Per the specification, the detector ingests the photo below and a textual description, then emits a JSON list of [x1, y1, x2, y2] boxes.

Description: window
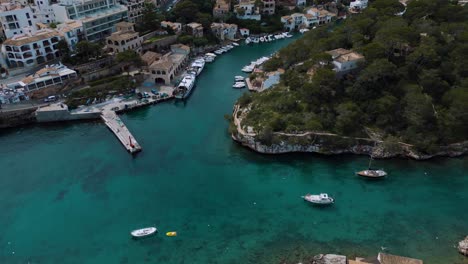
[[45, 79, 53, 85], [26, 13, 30, 19], [28, 21, 32, 26]]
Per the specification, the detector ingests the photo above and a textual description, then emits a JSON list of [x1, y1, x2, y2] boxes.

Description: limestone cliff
[[231, 105, 468, 160]]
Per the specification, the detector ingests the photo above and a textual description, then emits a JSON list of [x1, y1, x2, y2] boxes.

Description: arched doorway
[[155, 78, 165, 84]]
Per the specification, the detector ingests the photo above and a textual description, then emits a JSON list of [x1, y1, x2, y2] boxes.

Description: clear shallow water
[[0, 38, 467, 264]]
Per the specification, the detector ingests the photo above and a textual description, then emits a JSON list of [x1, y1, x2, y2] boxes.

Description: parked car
[[44, 95, 57, 102]]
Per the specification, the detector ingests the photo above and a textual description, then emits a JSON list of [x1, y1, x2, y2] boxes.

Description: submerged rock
[[312, 254, 346, 264], [459, 236, 468, 256]]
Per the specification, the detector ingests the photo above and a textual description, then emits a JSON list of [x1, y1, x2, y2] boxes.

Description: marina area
[[0, 35, 467, 264]]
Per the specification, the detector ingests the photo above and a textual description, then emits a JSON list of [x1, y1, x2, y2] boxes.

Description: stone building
[[148, 44, 190, 84], [106, 22, 143, 54]]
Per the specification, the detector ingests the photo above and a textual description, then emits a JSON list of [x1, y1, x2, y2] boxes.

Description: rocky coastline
[[231, 105, 468, 160], [459, 236, 468, 256]]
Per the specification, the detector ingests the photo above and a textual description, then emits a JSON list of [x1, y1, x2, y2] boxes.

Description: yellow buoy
[[166, 231, 177, 237]]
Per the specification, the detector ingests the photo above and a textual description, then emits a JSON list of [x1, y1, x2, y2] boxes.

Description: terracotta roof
[[378, 253, 423, 264], [141, 51, 162, 65], [326, 48, 353, 58], [149, 58, 172, 70], [186, 22, 203, 29], [107, 31, 139, 41], [3, 30, 61, 46]]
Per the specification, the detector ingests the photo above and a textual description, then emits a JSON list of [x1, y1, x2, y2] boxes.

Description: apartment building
[[1, 29, 62, 69], [184, 22, 203, 38], [119, 0, 144, 23], [52, 0, 128, 42], [0, 2, 37, 39], [210, 23, 238, 41], [234, 0, 261, 20], [261, 0, 275, 15]]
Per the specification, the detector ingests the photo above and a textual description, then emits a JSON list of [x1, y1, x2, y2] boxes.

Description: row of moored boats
[[241, 56, 271, 73], [245, 32, 293, 44]]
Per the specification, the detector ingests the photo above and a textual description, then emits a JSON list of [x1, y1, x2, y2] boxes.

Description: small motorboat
[[245, 37, 251, 45], [356, 169, 387, 178], [166, 231, 177, 237], [131, 227, 157, 238], [232, 42, 239, 46], [234, 75, 245, 81], [241, 66, 254, 73], [233, 82, 246, 89], [302, 193, 334, 205], [214, 50, 223, 55], [260, 36, 265, 42]]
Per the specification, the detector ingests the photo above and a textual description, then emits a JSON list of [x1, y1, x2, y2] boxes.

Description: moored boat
[[131, 227, 157, 238], [232, 42, 239, 46], [356, 169, 387, 178], [174, 73, 196, 99], [191, 59, 205, 76], [357, 156, 387, 179], [234, 75, 245, 81], [302, 193, 334, 205], [241, 65, 254, 73], [232, 82, 246, 89]]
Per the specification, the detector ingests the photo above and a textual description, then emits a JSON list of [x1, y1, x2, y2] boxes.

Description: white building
[[119, 0, 145, 23], [326, 48, 364, 73], [210, 23, 238, 41], [32, 0, 56, 24], [161, 21, 182, 34], [281, 7, 335, 31], [52, 0, 128, 42], [1, 29, 62, 69], [234, 0, 261, 20], [239, 28, 250, 37], [8, 62, 77, 91], [0, 2, 37, 39], [56, 20, 84, 51], [350, 0, 368, 10]]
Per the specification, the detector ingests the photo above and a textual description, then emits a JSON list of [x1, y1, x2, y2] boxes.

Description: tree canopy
[[237, 0, 468, 152]]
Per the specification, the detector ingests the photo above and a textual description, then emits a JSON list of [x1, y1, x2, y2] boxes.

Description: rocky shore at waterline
[[231, 105, 468, 160], [459, 236, 468, 256]]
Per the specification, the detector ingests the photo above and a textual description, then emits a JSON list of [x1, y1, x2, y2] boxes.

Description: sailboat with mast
[[356, 156, 387, 178]]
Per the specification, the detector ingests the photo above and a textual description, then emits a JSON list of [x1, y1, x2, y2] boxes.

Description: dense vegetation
[[238, 0, 468, 152]]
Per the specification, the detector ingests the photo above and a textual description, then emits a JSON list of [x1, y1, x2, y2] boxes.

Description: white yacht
[[131, 227, 157, 238], [252, 37, 259, 44], [299, 28, 310, 34], [232, 42, 239, 46], [245, 37, 252, 45], [174, 73, 196, 99], [190, 59, 205, 76], [214, 50, 223, 55], [302, 193, 334, 205]]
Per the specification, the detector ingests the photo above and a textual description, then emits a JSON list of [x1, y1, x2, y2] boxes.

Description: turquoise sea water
[[0, 37, 467, 264]]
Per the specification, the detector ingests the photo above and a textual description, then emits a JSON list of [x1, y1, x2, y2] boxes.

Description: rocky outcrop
[[459, 236, 468, 256], [231, 105, 468, 160], [312, 254, 346, 264]]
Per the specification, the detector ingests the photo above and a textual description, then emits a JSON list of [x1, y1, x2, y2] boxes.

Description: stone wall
[[0, 107, 37, 128]]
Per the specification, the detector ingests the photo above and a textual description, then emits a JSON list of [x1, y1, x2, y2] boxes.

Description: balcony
[[23, 52, 33, 59], [42, 40, 50, 46], [21, 45, 31, 52]]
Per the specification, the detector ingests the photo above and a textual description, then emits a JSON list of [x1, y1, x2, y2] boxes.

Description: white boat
[[274, 34, 281, 39], [299, 28, 310, 34], [204, 56, 214, 63], [232, 42, 239, 46], [302, 193, 334, 205], [356, 169, 387, 178], [245, 37, 251, 45], [252, 37, 259, 44], [234, 75, 245, 81], [267, 35, 274, 41], [260, 36, 265, 42], [241, 66, 254, 73], [131, 227, 157, 238], [232, 82, 246, 89], [226, 44, 234, 49], [214, 50, 223, 55], [190, 59, 205, 76], [174, 73, 196, 99], [283, 32, 293, 38], [205, 52, 217, 57]]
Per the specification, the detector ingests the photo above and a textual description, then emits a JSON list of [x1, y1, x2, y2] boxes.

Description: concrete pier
[[101, 110, 141, 153]]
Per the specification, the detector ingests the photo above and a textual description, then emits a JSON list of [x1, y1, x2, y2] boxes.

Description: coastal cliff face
[[231, 105, 468, 160]]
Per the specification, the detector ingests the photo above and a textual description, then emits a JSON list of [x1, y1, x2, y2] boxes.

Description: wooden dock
[[101, 110, 142, 154]]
